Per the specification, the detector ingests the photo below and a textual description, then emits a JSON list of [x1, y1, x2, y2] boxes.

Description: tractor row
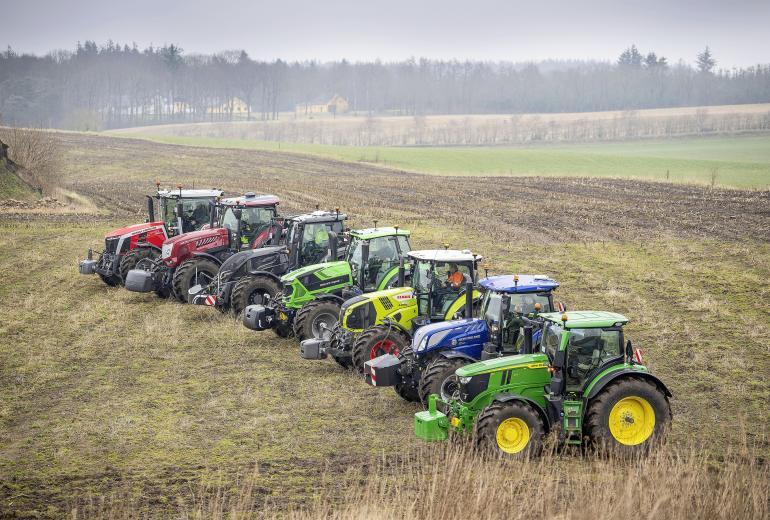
[[81, 184, 672, 458]]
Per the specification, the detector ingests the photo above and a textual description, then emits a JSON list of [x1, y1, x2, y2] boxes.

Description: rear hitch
[[300, 338, 329, 360], [414, 394, 449, 441], [188, 284, 215, 305], [364, 354, 403, 387]]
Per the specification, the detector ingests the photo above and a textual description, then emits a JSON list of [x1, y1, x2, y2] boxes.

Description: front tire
[[351, 324, 411, 374], [231, 275, 281, 316], [172, 258, 220, 303], [475, 401, 545, 458], [98, 272, 121, 287], [393, 345, 420, 402], [294, 300, 341, 342], [584, 377, 671, 455], [419, 356, 469, 405], [118, 248, 159, 281]]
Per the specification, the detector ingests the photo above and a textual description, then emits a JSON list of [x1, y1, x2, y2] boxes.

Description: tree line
[[0, 41, 768, 129]]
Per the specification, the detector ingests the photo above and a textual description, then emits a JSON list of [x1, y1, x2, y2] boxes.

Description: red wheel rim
[[370, 339, 398, 359]]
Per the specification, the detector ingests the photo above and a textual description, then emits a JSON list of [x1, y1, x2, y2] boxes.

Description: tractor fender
[[381, 317, 412, 336], [247, 270, 283, 285], [492, 394, 551, 431], [439, 350, 477, 363], [313, 293, 346, 305], [190, 251, 224, 266], [377, 266, 402, 290], [585, 369, 672, 401]]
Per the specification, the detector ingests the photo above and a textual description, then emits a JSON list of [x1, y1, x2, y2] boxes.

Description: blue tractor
[[364, 274, 562, 404]]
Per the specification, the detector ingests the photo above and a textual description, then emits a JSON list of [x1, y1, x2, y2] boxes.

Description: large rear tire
[[294, 300, 341, 342], [328, 323, 353, 369], [118, 248, 159, 281], [172, 258, 220, 303], [584, 377, 671, 455], [419, 356, 469, 405], [475, 401, 544, 458], [352, 324, 411, 374], [231, 275, 281, 316]]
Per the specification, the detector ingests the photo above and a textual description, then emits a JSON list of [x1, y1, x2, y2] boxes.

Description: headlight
[[416, 335, 428, 352], [161, 243, 173, 259], [459, 376, 472, 384]]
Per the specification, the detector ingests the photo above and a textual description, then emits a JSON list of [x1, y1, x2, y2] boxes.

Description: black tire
[[118, 248, 159, 281], [352, 324, 411, 374], [150, 263, 171, 298], [328, 323, 353, 369], [475, 401, 545, 458], [419, 356, 470, 405], [272, 321, 295, 339], [172, 258, 220, 303], [98, 272, 121, 287], [393, 345, 421, 402], [231, 275, 281, 316], [584, 377, 671, 455], [294, 300, 341, 342]]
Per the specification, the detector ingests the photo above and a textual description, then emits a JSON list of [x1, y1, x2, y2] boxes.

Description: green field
[[117, 133, 770, 189]]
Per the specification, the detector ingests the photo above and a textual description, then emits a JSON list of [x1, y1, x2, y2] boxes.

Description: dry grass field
[[0, 133, 768, 518]]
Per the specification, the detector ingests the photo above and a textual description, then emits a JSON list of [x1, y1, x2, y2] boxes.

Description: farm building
[[207, 97, 251, 115], [295, 94, 349, 116]]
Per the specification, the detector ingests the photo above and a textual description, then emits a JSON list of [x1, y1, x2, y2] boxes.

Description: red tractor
[[79, 185, 224, 286], [125, 192, 281, 301]]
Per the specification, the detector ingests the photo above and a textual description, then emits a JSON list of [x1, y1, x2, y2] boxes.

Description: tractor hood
[[413, 318, 488, 356], [163, 227, 227, 246], [161, 227, 230, 265], [217, 246, 287, 282], [456, 352, 549, 378], [280, 260, 347, 283], [106, 221, 164, 238]]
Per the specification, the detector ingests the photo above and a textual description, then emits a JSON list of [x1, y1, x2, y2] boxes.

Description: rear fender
[[191, 251, 223, 265], [492, 394, 551, 431], [313, 293, 345, 305], [443, 289, 482, 320], [377, 266, 403, 290], [440, 351, 477, 363], [585, 369, 672, 400]]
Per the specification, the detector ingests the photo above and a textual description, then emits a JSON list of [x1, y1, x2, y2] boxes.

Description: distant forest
[[1, 41, 769, 129]]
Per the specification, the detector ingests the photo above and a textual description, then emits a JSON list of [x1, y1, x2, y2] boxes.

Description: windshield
[[346, 236, 405, 291], [481, 290, 552, 348], [412, 259, 473, 319], [161, 197, 212, 234], [298, 222, 334, 265]]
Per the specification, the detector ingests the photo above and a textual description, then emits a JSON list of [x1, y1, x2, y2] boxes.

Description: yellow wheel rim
[[609, 396, 656, 445], [495, 417, 530, 453]]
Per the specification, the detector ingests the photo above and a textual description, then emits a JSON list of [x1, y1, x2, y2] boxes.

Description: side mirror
[[174, 201, 183, 217], [464, 281, 473, 318], [397, 256, 405, 286], [625, 340, 633, 362], [360, 241, 370, 288], [232, 208, 243, 220], [556, 301, 567, 312], [208, 201, 217, 228]]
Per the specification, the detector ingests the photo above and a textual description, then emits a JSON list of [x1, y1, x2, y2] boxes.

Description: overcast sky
[[2, 0, 769, 68]]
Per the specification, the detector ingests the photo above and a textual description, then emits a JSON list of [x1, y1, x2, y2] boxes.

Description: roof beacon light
[[373, 220, 378, 229], [534, 302, 541, 313], [443, 243, 449, 250], [514, 274, 519, 288], [561, 313, 569, 323]]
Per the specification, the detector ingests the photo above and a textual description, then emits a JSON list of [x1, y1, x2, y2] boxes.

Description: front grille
[[379, 297, 394, 310]]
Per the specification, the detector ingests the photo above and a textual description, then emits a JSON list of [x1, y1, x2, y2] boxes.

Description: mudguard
[[585, 369, 672, 400], [492, 393, 551, 430], [191, 251, 224, 265], [313, 293, 346, 305], [439, 350, 478, 363]]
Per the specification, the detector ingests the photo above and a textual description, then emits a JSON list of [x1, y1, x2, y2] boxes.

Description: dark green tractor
[[413, 311, 672, 456]]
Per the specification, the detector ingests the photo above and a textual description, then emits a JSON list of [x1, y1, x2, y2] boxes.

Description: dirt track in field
[[44, 132, 770, 243]]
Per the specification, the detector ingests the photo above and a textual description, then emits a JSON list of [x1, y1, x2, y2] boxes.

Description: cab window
[[365, 236, 401, 289], [299, 223, 333, 265], [565, 328, 622, 386], [541, 323, 563, 361]]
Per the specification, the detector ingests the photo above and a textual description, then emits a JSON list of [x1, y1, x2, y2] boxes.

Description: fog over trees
[[1, 40, 768, 129]]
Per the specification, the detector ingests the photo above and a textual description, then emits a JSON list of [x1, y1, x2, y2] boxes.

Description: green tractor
[[242, 225, 412, 340], [300, 249, 482, 374], [412, 311, 672, 456]]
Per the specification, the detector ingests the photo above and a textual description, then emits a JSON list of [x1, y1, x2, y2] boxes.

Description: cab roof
[[479, 274, 559, 294], [540, 311, 629, 329], [288, 210, 348, 223], [220, 193, 280, 207], [350, 227, 410, 239], [407, 249, 481, 263], [157, 189, 224, 199]]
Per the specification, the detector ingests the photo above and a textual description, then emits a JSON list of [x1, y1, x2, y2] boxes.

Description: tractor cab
[[284, 210, 349, 267], [478, 274, 561, 358], [408, 249, 481, 327], [153, 188, 223, 235], [217, 192, 281, 250], [346, 227, 412, 293]]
